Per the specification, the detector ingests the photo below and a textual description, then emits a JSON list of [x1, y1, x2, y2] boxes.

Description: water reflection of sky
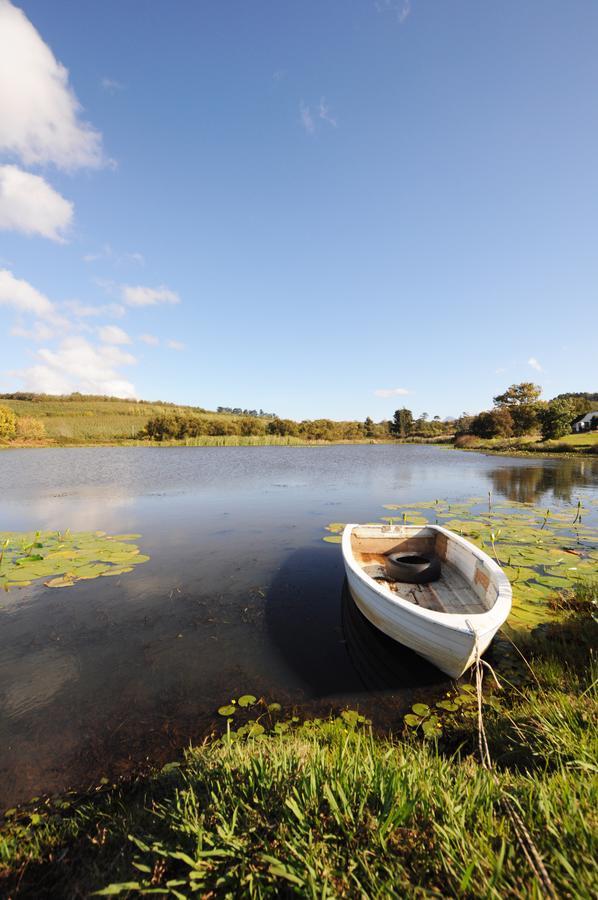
[[1, 446, 597, 807]]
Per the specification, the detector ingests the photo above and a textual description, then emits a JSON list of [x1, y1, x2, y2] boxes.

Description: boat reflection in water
[[341, 580, 444, 692]]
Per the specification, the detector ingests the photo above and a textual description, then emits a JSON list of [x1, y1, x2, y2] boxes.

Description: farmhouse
[[572, 411, 598, 433]]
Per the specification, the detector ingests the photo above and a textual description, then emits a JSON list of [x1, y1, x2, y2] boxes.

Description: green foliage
[[0, 530, 149, 591], [540, 398, 578, 440], [493, 382, 542, 407], [390, 407, 413, 438], [470, 407, 514, 438], [0, 405, 17, 441]]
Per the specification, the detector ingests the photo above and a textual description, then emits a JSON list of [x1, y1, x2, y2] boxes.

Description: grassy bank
[[1, 590, 596, 898], [456, 431, 598, 458]]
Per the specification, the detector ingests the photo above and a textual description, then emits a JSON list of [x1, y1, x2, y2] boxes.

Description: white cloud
[[98, 324, 131, 345], [126, 252, 145, 265], [166, 339, 185, 351], [0, 0, 104, 170], [375, 0, 411, 25], [11, 320, 55, 341], [528, 357, 543, 372], [374, 387, 411, 398], [64, 299, 125, 319], [0, 268, 55, 318], [122, 284, 180, 307], [318, 98, 337, 127], [100, 77, 123, 93], [13, 336, 137, 398], [139, 333, 159, 346], [0, 164, 73, 241], [82, 245, 144, 266], [300, 102, 315, 135]]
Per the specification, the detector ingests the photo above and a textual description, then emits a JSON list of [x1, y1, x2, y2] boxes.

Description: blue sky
[[0, 0, 596, 420]]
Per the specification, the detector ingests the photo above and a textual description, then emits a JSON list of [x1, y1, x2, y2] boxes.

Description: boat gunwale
[[342, 523, 512, 634]]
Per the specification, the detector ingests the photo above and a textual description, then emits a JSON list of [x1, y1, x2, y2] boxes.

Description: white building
[[572, 412, 598, 433]]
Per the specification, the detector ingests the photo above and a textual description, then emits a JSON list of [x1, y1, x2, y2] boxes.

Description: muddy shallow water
[[1, 445, 596, 807]]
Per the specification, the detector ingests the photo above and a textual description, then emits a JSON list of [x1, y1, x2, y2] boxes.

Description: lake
[[1, 445, 597, 807]]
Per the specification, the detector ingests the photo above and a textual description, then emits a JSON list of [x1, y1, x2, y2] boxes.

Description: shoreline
[[1, 438, 596, 459]]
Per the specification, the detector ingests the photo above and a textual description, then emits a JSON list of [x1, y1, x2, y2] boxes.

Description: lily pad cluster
[[404, 685, 479, 738], [217, 696, 371, 743], [324, 496, 598, 629], [0, 529, 149, 591]]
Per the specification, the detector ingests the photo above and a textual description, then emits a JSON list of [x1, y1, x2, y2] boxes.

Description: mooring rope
[[466, 621, 558, 899]]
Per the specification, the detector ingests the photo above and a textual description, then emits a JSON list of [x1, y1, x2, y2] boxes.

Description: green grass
[[543, 431, 598, 450], [1, 589, 596, 898], [455, 431, 598, 456], [0, 398, 208, 443]]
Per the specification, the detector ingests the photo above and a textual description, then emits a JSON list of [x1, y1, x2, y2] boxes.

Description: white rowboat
[[342, 523, 512, 678]]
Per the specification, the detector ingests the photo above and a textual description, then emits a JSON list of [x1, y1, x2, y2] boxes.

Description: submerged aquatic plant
[[0, 530, 149, 591]]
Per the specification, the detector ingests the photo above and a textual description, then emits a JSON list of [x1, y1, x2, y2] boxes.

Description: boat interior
[[350, 527, 494, 615]]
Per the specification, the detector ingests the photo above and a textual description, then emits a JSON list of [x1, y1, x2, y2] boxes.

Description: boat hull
[[342, 524, 511, 679]]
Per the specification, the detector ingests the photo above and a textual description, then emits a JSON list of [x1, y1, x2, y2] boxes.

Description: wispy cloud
[[64, 299, 126, 319], [375, 0, 411, 25], [0, 165, 73, 242], [300, 98, 337, 135], [83, 245, 145, 266], [300, 102, 315, 135], [0, 0, 105, 170], [166, 339, 185, 351], [139, 333, 159, 346], [11, 320, 55, 342], [374, 387, 411, 398], [98, 324, 131, 345], [318, 97, 337, 127], [100, 77, 124, 93], [121, 284, 180, 307], [528, 357, 543, 372]]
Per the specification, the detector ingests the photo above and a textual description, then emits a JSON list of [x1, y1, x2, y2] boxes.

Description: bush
[[15, 416, 46, 441], [540, 398, 577, 440], [0, 405, 17, 441], [454, 434, 479, 448], [470, 408, 514, 438]]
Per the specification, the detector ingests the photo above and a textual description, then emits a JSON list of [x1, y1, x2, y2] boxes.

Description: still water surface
[[1, 445, 597, 807]]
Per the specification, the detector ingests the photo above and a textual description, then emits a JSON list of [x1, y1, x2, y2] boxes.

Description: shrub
[[540, 398, 577, 440], [454, 434, 479, 448], [470, 407, 514, 438], [15, 416, 46, 441], [0, 405, 17, 441]]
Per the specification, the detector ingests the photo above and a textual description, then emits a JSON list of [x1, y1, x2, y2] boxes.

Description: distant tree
[[493, 383, 543, 436], [267, 418, 298, 437], [364, 416, 375, 437], [420, 412, 429, 421], [493, 383, 542, 407], [470, 408, 514, 438], [0, 405, 17, 441], [390, 408, 413, 438], [539, 399, 577, 440]]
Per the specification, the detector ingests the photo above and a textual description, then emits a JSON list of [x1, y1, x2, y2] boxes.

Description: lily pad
[[237, 694, 257, 708], [0, 529, 149, 592], [217, 705, 236, 717]]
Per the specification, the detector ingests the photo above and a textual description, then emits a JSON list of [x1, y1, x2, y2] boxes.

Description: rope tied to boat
[[465, 620, 558, 900]]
